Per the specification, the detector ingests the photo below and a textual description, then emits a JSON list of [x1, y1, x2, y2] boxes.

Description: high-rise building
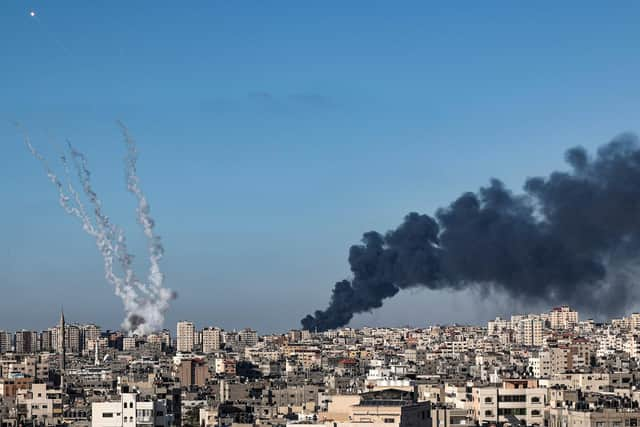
[[15, 330, 38, 354], [202, 327, 221, 354], [160, 329, 172, 349], [176, 321, 195, 353], [122, 337, 136, 351], [238, 328, 258, 348], [515, 317, 544, 347], [550, 305, 579, 330], [40, 330, 53, 352], [0, 331, 12, 354], [82, 324, 101, 352], [66, 325, 82, 355]]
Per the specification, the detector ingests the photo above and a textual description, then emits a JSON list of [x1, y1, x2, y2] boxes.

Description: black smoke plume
[[302, 134, 640, 331]]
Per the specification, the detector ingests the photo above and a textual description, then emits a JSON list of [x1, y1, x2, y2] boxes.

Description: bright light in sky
[[29, 11, 36, 17]]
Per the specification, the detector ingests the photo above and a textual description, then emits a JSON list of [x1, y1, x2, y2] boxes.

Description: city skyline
[[0, 303, 626, 337]]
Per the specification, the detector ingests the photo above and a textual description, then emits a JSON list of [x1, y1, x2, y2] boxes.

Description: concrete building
[[548, 407, 640, 427], [122, 337, 136, 352], [550, 305, 579, 330], [238, 328, 258, 348], [83, 324, 101, 353], [0, 331, 12, 354], [91, 390, 169, 427], [202, 327, 221, 354], [348, 389, 432, 427], [472, 380, 545, 426], [176, 321, 195, 353], [14, 331, 38, 354], [515, 317, 544, 347], [15, 383, 63, 425], [173, 359, 209, 387]]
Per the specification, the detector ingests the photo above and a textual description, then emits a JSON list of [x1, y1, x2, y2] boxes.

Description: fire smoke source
[[22, 124, 174, 335], [303, 133, 640, 331]]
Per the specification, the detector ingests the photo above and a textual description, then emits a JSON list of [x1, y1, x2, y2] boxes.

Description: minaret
[[94, 340, 100, 366], [59, 308, 66, 373]]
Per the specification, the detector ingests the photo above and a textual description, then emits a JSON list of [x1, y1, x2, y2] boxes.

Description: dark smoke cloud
[[128, 314, 146, 331], [302, 134, 640, 331]]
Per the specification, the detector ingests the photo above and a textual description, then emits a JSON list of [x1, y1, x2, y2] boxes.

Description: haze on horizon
[[2, 1, 640, 334]]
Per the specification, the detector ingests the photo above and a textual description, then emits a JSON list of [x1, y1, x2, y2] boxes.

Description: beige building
[[176, 321, 195, 353], [548, 407, 640, 427], [202, 327, 222, 354], [83, 324, 101, 353], [515, 317, 544, 347], [472, 380, 545, 426], [16, 383, 63, 425], [122, 337, 136, 352], [550, 305, 578, 330]]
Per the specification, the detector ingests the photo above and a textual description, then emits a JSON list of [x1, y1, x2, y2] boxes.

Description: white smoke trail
[[21, 125, 173, 335], [66, 142, 151, 298], [119, 123, 173, 330]]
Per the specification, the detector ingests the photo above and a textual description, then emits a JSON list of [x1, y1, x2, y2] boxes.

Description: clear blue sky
[[1, 1, 640, 333]]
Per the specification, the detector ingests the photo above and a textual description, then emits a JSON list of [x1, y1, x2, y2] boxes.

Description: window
[[498, 408, 526, 416], [499, 395, 526, 403], [485, 411, 493, 417], [532, 410, 541, 416], [484, 397, 492, 403], [384, 418, 395, 423], [103, 413, 113, 418], [531, 397, 541, 403]]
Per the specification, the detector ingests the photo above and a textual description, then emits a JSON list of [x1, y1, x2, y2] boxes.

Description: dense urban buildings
[[4, 306, 640, 426]]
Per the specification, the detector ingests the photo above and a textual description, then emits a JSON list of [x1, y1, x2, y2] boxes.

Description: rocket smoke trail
[[22, 125, 174, 335], [303, 133, 640, 331]]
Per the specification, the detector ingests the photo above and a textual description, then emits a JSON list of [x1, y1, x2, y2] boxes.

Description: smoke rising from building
[[22, 123, 174, 335], [302, 133, 640, 331]]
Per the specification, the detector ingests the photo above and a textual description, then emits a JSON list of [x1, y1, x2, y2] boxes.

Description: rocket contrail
[[21, 124, 173, 335]]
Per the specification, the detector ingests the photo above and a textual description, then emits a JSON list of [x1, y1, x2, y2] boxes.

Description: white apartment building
[[91, 391, 169, 427], [202, 327, 221, 354], [176, 321, 195, 353]]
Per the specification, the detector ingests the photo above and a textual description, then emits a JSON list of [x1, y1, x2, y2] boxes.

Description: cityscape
[[5, 2, 640, 427], [1, 306, 640, 426]]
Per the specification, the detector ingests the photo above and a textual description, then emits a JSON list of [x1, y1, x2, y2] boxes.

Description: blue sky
[[2, 1, 640, 333]]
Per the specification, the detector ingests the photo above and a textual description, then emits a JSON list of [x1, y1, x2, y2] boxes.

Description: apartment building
[[176, 321, 195, 353], [202, 327, 221, 354], [91, 390, 169, 427], [0, 332, 12, 354], [16, 383, 63, 425], [472, 380, 545, 426], [550, 306, 579, 330]]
